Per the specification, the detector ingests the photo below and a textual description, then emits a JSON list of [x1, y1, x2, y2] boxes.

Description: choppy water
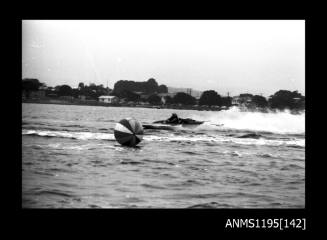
[[22, 103, 305, 208]]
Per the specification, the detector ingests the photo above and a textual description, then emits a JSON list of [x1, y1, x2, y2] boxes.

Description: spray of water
[[191, 107, 305, 134]]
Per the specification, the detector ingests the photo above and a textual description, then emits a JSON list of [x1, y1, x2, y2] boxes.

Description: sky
[[22, 20, 305, 97]]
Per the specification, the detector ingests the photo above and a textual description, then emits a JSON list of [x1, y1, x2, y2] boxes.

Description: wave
[[33, 189, 75, 198], [187, 202, 235, 208], [59, 124, 85, 128], [144, 134, 305, 148], [190, 106, 305, 135], [22, 128, 304, 148], [22, 129, 116, 141]]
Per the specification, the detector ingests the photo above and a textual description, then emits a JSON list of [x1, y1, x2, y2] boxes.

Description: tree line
[[142, 89, 305, 111], [113, 78, 168, 95], [22, 78, 305, 110], [22, 78, 111, 100]]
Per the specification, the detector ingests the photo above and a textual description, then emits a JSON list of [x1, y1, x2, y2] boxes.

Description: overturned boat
[[153, 118, 205, 125], [143, 118, 205, 130]]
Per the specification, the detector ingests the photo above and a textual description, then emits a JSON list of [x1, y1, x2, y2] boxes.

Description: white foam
[[22, 129, 115, 141], [144, 134, 305, 147], [190, 107, 305, 134]]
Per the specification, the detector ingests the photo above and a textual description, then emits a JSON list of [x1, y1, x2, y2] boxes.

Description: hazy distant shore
[[22, 98, 224, 111], [22, 99, 304, 114]]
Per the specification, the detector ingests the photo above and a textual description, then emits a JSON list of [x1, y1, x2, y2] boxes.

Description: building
[[98, 96, 119, 103], [232, 95, 252, 106], [232, 96, 240, 105]]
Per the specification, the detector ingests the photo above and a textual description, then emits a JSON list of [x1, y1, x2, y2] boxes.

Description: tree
[[76, 83, 109, 99], [158, 84, 168, 93], [22, 78, 43, 98], [89, 83, 97, 91], [71, 88, 80, 98], [144, 78, 158, 94], [113, 78, 163, 95], [147, 94, 161, 105], [173, 92, 196, 105], [78, 82, 85, 90], [221, 96, 232, 107], [199, 90, 222, 106], [164, 95, 173, 104], [118, 90, 140, 102], [57, 85, 73, 96], [39, 82, 47, 89], [252, 95, 268, 108], [268, 90, 304, 110], [22, 78, 42, 91]]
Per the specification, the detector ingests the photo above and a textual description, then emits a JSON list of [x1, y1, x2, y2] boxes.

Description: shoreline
[[22, 98, 224, 111], [22, 98, 304, 114]]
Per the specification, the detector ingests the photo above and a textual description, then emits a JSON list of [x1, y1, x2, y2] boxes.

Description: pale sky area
[[22, 20, 305, 97]]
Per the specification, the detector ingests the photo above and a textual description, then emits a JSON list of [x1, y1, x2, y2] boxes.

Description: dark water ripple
[[188, 202, 232, 208], [141, 183, 167, 189], [287, 145, 304, 149], [120, 160, 145, 165], [33, 189, 75, 198]]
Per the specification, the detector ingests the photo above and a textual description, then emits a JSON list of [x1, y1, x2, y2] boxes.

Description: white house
[[232, 95, 252, 106], [232, 96, 240, 105], [98, 96, 119, 103]]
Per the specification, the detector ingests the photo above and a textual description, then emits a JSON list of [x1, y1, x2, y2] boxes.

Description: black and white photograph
[[22, 20, 305, 209]]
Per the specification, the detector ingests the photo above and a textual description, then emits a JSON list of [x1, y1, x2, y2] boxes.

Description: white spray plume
[[191, 106, 305, 134]]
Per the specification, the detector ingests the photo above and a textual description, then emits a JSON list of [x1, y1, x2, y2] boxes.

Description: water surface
[[22, 103, 305, 208]]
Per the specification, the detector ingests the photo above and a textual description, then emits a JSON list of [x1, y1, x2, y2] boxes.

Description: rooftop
[[98, 96, 117, 99]]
